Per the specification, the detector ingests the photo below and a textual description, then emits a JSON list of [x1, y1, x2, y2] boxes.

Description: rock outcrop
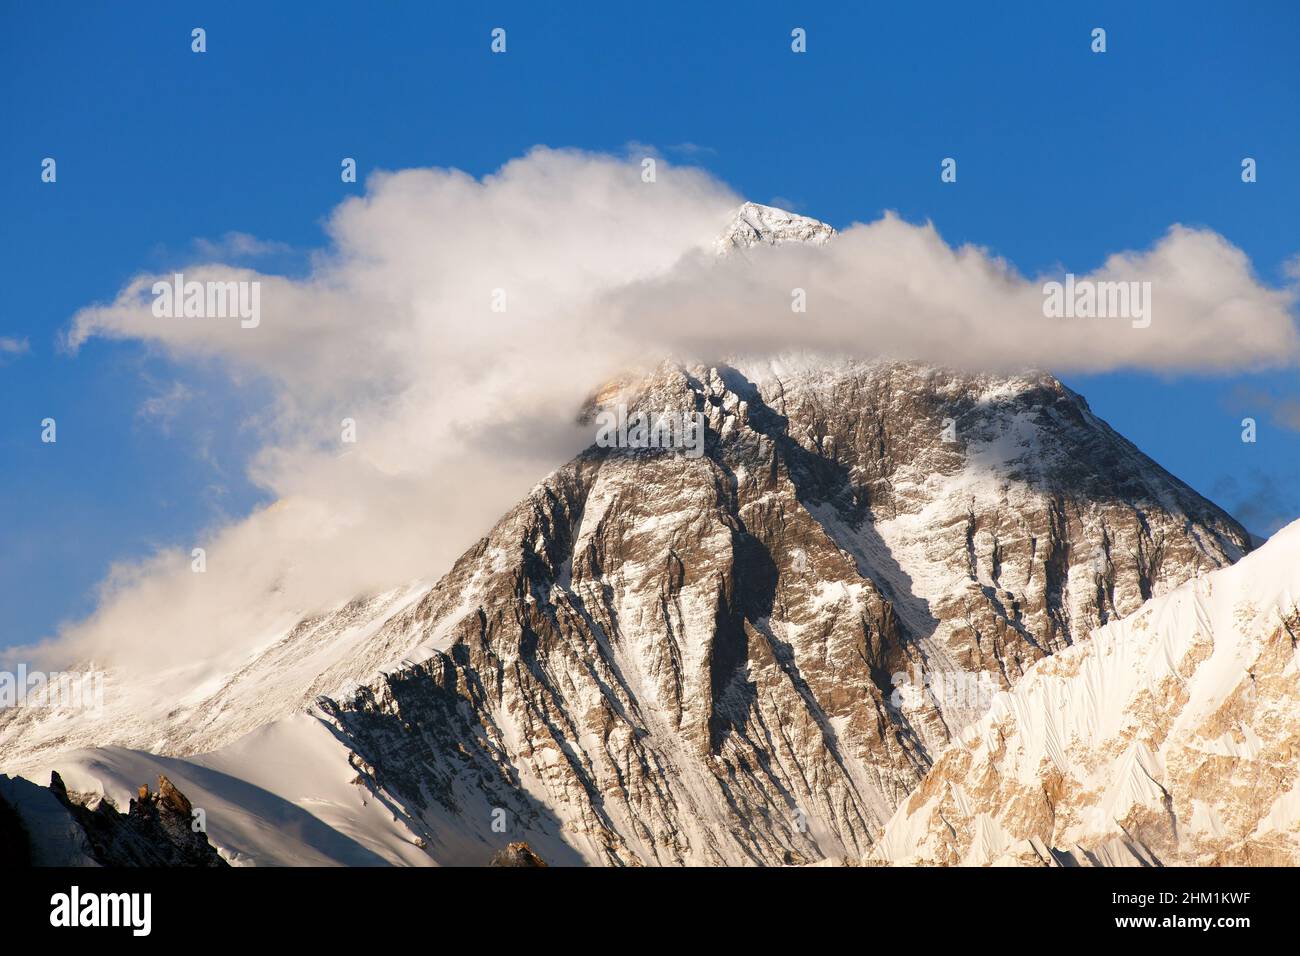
[[489, 841, 548, 867], [0, 771, 228, 867]]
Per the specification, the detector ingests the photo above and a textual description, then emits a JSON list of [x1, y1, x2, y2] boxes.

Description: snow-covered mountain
[[874, 517, 1300, 866], [714, 201, 836, 254], [0, 205, 1261, 866]]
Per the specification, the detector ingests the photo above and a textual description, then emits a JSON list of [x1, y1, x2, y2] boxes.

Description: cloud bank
[[33, 146, 1300, 676]]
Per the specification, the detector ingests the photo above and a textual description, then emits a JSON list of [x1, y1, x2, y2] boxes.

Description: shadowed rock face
[[50, 772, 227, 867], [0, 772, 227, 867], [314, 356, 1249, 865], [0, 790, 32, 865]]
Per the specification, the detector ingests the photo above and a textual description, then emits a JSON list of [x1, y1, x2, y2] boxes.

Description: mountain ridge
[[873, 517, 1300, 866]]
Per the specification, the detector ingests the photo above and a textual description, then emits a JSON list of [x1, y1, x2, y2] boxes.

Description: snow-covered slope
[[0, 584, 432, 770], [874, 518, 1300, 866], [0, 204, 1260, 866], [10, 711, 542, 866]]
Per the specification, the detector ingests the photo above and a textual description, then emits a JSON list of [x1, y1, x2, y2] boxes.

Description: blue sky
[[2, 1, 1298, 649]]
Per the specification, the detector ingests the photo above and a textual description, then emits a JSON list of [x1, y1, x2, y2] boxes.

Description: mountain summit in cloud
[[714, 201, 837, 254], [5, 204, 1281, 867], [38, 149, 1297, 695], [0, 346, 1259, 864]]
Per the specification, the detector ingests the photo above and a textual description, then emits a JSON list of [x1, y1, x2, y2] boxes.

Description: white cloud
[[0, 336, 30, 359], [191, 231, 292, 260], [608, 215, 1299, 373], [136, 380, 194, 434], [31, 146, 1300, 676]]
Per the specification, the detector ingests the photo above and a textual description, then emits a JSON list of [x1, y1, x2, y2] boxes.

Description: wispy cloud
[[136, 380, 195, 435], [1225, 385, 1300, 432], [622, 141, 717, 163], [0, 336, 30, 361], [1213, 469, 1299, 537], [666, 142, 717, 157], [192, 231, 292, 261]]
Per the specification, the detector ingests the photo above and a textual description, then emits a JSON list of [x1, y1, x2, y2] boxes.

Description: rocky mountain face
[[873, 520, 1300, 866], [300, 353, 1248, 865], [0, 205, 1256, 866]]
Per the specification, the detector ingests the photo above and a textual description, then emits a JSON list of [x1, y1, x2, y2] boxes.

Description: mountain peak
[[715, 202, 836, 254]]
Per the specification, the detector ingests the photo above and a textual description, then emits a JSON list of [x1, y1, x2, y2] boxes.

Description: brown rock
[[489, 842, 547, 867]]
